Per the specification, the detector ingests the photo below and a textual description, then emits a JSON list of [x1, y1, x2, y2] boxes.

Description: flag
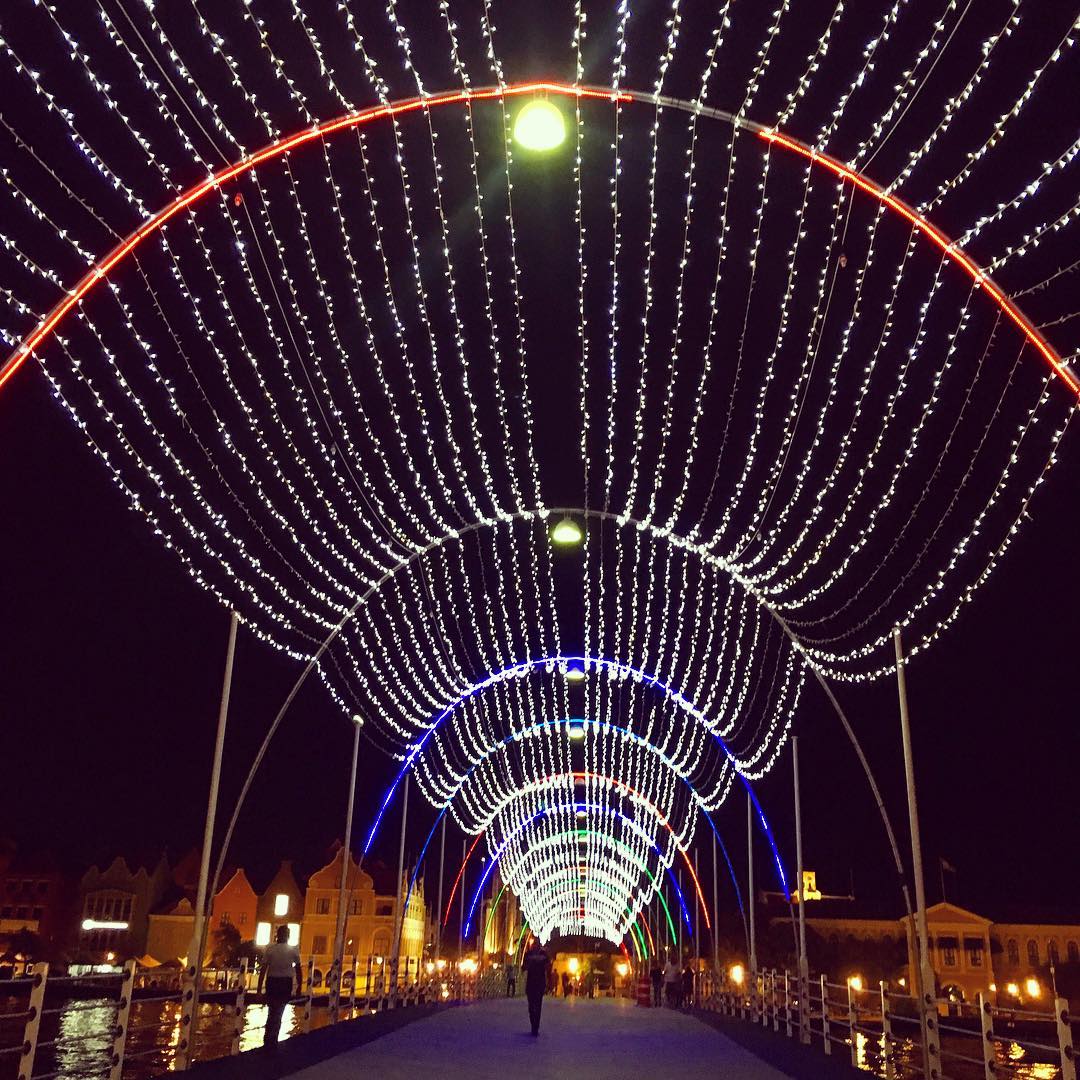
[[939, 857, 956, 874]]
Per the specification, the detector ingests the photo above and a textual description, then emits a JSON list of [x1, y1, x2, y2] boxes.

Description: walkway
[[285, 996, 793, 1079]]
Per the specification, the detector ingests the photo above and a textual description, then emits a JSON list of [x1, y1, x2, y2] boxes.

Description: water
[[0, 994, 349, 1080]]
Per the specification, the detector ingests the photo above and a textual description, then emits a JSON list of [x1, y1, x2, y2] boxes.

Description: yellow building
[[782, 902, 1080, 1009], [299, 849, 426, 992]]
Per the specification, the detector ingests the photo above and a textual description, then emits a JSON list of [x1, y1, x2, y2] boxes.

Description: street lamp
[[550, 517, 584, 545], [513, 99, 566, 151]]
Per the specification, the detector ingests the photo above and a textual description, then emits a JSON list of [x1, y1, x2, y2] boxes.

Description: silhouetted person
[[650, 962, 663, 1006], [561, 970, 571, 997], [257, 926, 302, 1047], [663, 955, 680, 1007], [522, 939, 551, 1036], [505, 961, 517, 997], [681, 963, 695, 1009]]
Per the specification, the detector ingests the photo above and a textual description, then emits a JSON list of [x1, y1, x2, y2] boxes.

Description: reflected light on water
[[58, 999, 116, 1076]]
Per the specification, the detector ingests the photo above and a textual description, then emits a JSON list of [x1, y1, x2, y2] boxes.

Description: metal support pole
[[1055, 996, 1076, 1080], [302, 957, 314, 1034], [349, 955, 357, 1015], [18, 962, 48, 1080], [711, 831, 719, 976], [880, 981, 895, 1079], [179, 609, 239, 1071], [977, 992, 996, 1079], [230, 960, 247, 1055], [678, 868, 683, 961], [390, 775, 410, 1002], [847, 981, 859, 1067], [894, 628, 941, 1080], [793, 736, 811, 1044], [109, 960, 136, 1080], [435, 816, 446, 960], [821, 974, 831, 1055], [458, 837, 466, 960], [330, 716, 363, 1023], [694, 850, 701, 967], [747, 793, 758, 1022]]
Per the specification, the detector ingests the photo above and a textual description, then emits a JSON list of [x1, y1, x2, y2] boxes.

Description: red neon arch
[[0, 82, 1073, 397]]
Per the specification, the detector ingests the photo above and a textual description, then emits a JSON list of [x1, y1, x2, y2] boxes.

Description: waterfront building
[[774, 901, 1080, 1009], [0, 851, 74, 961], [75, 854, 172, 966], [254, 859, 305, 948], [298, 848, 426, 991]]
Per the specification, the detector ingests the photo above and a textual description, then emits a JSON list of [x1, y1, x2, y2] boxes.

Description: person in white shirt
[[257, 926, 303, 1047], [663, 954, 681, 1007]]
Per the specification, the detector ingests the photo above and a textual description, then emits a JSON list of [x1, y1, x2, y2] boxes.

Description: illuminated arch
[[2, 83, 1071, 398]]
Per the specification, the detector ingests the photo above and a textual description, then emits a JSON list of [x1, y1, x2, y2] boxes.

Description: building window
[[255, 922, 271, 947], [287, 923, 300, 946], [274, 894, 289, 917], [37, 882, 48, 895], [238, 912, 248, 926], [350, 900, 362, 915], [1048, 940, 1060, 964], [1027, 940, 1039, 966], [315, 898, 331, 915], [939, 937, 958, 967], [1068, 941, 1079, 964], [313, 935, 328, 955], [375, 902, 393, 917], [965, 939, 983, 967], [1007, 939, 1020, 966], [32, 907, 43, 920], [219, 912, 231, 926], [15, 908, 27, 920], [1, 907, 11, 918]]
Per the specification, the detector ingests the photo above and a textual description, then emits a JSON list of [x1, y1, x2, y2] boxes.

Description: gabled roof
[[922, 902, 991, 926]]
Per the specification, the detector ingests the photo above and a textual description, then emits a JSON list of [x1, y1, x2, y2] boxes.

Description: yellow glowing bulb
[[568, 957, 579, 974], [616, 961, 629, 977], [1006, 982, 1019, 997], [513, 100, 566, 151], [1024, 977, 1040, 999], [551, 517, 584, 545], [848, 975, 864, 992], [730, 964, 745, 986]]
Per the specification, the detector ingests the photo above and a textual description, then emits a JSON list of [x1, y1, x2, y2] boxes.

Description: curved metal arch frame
[[2, 82, 1072, 394]]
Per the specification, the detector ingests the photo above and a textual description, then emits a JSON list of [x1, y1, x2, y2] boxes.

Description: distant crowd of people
[[651, 953, 696, 1009]]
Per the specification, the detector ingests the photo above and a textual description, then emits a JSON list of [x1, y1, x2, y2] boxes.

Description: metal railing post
[[772, 970, 780, 1031], [821, 975, 831, 1056], [847, 981, 859, 1068], [177, 966, 197, 1070], [1055, 996, 1075, 1080], [784, 971, 793, 1037], [109, 960, 136, 1080], [350, 956, 357, 1015], [17, 961, 48, 1080], [230, 960, 247, 1055], [880, 981, 895, 1080], [302, 958, 314, 1034], [977, 992, 996, 1079]]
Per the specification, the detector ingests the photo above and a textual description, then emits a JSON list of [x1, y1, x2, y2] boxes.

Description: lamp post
[[329, 714, 363, 1022]]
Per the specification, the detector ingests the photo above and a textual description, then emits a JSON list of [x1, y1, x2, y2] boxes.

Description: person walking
[[663, 953, 680, 1007], [561, 969, 571, 997], [681, 961, 695, 1009], [522, 939, 551, 1036], [505, 960, 518, 997], [650, 961, 663, 1007], [256, 926, 303, 1047]]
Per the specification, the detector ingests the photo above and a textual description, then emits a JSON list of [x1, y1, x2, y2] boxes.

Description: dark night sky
[[1, 0, 1078, 929]]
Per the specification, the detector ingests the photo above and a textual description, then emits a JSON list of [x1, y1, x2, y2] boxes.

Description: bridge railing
[[695, 967, 1076, 1080], [0, 957, 482, 1079]]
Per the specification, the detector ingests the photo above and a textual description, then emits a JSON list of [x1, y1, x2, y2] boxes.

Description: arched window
[[1068, 941, 1079, 964], [1048, 939, 1060, 964], [1007, 939, 1020, 966], [312, 969, 323, 988], [1027, 939, 1039, 966], [371, 929, 391, 958]]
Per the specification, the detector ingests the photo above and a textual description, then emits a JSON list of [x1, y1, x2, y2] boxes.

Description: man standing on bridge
[[257, 925, 303, 1047], [522, 938, 551, 1037]]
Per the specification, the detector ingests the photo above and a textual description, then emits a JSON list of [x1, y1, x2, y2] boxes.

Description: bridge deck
[[284, 996, 791, 1079]]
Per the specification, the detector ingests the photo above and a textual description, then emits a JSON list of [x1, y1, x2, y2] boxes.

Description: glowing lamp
[[550, 517, 583, 545], [848, 975, 863, 992], [730, 964, 745, 986], [1006, 982, 1019, 997], [513, 99, 566, 151], [568, 957, 579, 974], [569, 724, 586, 739], [565, 667, 586, 683], [616, 961, 629, 978], [1024, 977, 1040, 999]]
